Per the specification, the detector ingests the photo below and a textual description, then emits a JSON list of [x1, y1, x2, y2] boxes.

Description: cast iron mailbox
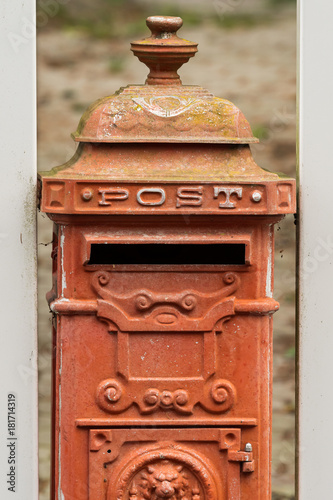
[[39, 16, 296, 500]]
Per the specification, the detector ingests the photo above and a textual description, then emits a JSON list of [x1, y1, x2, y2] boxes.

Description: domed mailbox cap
[[72, 16, 258, 144]]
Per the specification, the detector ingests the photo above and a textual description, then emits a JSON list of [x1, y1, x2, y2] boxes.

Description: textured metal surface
[[40, 143, 295, 216], [39, 15, 296, 500], [71, 87, 259, 144], [47, 217, 280, 499]]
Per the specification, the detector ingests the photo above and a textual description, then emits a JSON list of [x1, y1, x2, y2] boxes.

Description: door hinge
[[228, 443, 255, 473]]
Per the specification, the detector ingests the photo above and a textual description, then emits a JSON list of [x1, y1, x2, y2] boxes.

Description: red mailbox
[[39, 16, 296, 500]]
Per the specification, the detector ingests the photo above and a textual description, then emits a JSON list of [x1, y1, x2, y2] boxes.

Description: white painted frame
[[297, 1, 333, 498], [2, 1, 331, 498], [0, 1, 38, 498]]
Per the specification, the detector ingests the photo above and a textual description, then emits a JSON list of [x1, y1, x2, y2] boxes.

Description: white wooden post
[[297, 1, 333, 497], [0, 1, 38, 498]]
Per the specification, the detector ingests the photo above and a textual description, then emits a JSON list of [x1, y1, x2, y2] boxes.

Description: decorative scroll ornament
[[96, 379, 123, 413], [210, 379, 236, 411], [91, 270, 240, 331], [96, 378, 236, 416], [142, 389, 191, 415]]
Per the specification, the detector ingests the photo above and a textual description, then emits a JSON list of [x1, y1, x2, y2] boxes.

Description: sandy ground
[[37, 6, 296, 499]]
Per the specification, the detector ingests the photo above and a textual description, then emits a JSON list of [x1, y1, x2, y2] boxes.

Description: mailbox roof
[[72, 85, 258, 145], [73, 16, 258, 145]]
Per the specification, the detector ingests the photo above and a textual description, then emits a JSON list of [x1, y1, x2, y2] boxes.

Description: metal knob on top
[[146, 16, 183, 37], [131, 16, 198, 85]]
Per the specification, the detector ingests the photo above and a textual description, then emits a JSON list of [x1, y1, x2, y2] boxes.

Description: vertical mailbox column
[[39, 16, 296, 500]]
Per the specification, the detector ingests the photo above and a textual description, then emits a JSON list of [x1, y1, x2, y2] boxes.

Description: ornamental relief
[[128, 460, 202, 500], [91, 270, 239, 417], [87, 414, 254, 500], [96, 95, 247, 138], [132, 96, 200, 118], [91, 270, 240, 331], [107, 444, 220, 500], [96, 378, 236, 416]]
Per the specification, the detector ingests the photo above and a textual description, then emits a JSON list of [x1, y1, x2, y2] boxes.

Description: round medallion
[[108, 445, 219, 500]]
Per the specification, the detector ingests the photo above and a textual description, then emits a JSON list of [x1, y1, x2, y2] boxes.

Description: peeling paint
[[60, 228, 66, 296], [58, 347, 62, 500], [50, 298, 70, 312], [266, 236, 273, 298]]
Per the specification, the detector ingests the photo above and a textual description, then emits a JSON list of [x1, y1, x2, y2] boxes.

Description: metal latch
[[228, 443, 255, 473]]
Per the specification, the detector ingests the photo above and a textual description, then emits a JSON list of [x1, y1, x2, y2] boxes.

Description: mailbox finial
[[131, 16, 198, 86]]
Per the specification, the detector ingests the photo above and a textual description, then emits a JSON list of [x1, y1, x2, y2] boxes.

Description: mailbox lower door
[[85, 427, 253, 500]]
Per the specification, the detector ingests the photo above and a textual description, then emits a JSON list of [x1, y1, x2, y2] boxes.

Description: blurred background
[[37, 0, 296, 498]]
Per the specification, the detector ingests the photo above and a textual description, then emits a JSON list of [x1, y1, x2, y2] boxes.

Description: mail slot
[[87, 243, 247, 265], [39, 15, 296, 500]]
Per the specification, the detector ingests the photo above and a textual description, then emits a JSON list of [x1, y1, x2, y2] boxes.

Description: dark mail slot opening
[[88, 243, 246, 265]]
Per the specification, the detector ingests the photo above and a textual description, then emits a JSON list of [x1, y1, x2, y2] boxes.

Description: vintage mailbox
[[39, 16, 296, 500]]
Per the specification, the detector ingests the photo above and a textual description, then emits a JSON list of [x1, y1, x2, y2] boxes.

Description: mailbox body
[[40, 18, 296, 500]]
